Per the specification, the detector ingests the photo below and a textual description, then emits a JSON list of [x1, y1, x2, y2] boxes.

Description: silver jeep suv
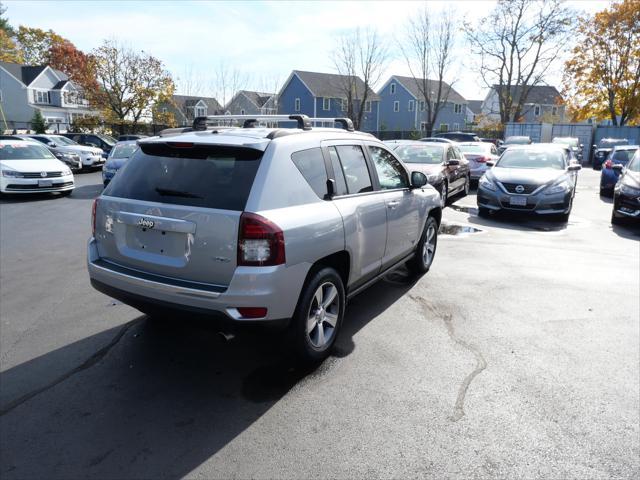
[[88, 115, 442, 362]]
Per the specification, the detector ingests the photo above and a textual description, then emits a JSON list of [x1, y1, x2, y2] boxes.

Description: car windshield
[[393, 144, 444, 164], [612, 149, 638, 164], [111, 144, 138, 158], [497, 148, 566, 170], [49, 136, 78, 146], [98, 134, 117, 146], [599, 139, 628, 148], [0, 142, 56, 160], [627, 152, 640, 172], [552, 138, 578, 147], [458, 144, 490, 154], [504, 137, 530, 145]]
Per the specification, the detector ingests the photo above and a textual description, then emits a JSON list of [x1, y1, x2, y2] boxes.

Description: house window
[[341, 99, 347, 112], [240, 109, 245, 115], [552, 106, 558, 116], [408, 100, 414, 112], [420, 122, 428, 131], [364, 100, 371, 113], [34, 90, 50, 104], [393, 101, 399, 112], [453, 123, 459, 131], [322, 97, 331, 111], [534, 105, 541, 116], [390, 83, 396, 94], [195, 106, 206, 117], [419, 101, 425, 111], [439, 123, 449, 132], [294, 98, 301, 112], [454, 103, 462, 114]]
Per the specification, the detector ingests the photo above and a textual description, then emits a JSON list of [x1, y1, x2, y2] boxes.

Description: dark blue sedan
[[102, 141, 138, 187], [600, 146, 639, 196]]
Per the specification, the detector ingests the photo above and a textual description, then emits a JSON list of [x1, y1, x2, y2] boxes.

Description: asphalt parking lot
[[0, 168, 638, 479]]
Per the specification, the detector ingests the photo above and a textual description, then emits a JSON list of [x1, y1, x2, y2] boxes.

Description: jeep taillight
[[91, 198, 98, 236], [237, 212, 285, 266]]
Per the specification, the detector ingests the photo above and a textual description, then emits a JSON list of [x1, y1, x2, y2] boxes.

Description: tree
[[332, 27, 387, 130], [466, 0, 574, 123], [31, 110, 46, 133], [16, 26, 65, 65], [399, 8, 457, 136], [0, 1, 13, 35], [90, 40, 175, 130], [0, 29, 22, 63], [49, 40, 98, 93], [211, 62, 247, 111], [563, 0, 640, 126]]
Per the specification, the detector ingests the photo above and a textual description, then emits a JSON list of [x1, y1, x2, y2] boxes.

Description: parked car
[[552, 137, 583, 161], [19, 134, 104, 170], [0, 140, 74, 195], [480, 137, 503, 147], [390, 141, 470, 204], [88, 116, 442, 362], [592, 138, 629, 170], [419, 137, 456, 144], [457, 142, 500, 182], [434, 131, 480, 142], [102, 141, 138, 187], [117, 134, 148, 141], [477, 144, 581, 221], [497, 136, 532, 155], [61, 133, 116, 157], [599, 146, 639, 196], [7, 135, 82, 170], [611, 149, 640, 225]]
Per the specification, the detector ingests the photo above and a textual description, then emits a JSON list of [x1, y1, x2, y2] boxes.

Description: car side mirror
[[48, 141, 56, 147], [445, 159, 460, 166], [486, 161, 495, 167], [612, 164, 624, 172], [592, 145, 597, 150], [567, 164, 581, 171], [579, 144, 584, 149], [411, 171, 428, 188]]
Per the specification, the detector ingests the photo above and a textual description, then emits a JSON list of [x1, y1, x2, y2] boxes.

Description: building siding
[[227, 93, 262, 115], [0, 68, 33, 124], [278, 74, 315, 117]]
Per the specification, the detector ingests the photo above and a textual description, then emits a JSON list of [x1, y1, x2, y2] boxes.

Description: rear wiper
[[155, 187, 202, 199]]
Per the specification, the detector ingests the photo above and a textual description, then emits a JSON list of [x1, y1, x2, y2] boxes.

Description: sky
[[3, 0, 612, 102]]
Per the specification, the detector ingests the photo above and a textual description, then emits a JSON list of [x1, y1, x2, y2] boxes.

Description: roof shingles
[[293, 70, 380, 101]]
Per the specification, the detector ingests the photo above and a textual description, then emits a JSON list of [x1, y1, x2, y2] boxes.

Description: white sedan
[[0, 140, 74, 195]]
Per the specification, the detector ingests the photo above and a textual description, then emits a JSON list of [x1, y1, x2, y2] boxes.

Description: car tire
[[611, 206, 623, 225], [440, 182, 448, 206], [289, 267, 345, 364], [463, 175, 470, 197], [407, 216, 438, 276], [478, 206, 491, 217]]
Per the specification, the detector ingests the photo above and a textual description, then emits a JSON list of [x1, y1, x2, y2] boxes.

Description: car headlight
[[2, 170, 24, 178], [61, 167, 72, 176], [620, 183, 640, 196], [545, 179, 572, 195], [479, 175, 497, 191]]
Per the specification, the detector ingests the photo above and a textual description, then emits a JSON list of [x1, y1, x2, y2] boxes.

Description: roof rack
[[192, 114, 355, 132]]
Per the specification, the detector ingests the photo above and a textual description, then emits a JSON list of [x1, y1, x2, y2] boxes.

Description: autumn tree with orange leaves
[[564, 0, 640, 126]]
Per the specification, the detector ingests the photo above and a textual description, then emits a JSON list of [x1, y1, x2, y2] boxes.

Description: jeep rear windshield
[[103, 143, 262, 211]]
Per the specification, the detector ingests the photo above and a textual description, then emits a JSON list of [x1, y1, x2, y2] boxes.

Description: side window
[[327, 147, 348, 196], [291, 147, 328, 199], [334, 145, 373, 194], [453, 147, 463, 159], [447, 147, 456, 161], [491, 145, 498, 155], [72, 135, 82, 143], [86, 136, 101, 147], [368, 146, 408, 190]]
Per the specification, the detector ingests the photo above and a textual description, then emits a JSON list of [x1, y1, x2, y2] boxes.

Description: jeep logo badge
[[137, 218, 155, 229]]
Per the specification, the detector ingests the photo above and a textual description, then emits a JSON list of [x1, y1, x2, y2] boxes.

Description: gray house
[[0, 61, 95, 132], [481, 85, 566, 123], [225, 90, 277, 116], [157, 95, 223, 126]]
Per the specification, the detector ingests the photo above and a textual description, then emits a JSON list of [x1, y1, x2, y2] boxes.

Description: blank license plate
[[38, 180, 53, 187], [509, 196, 527, 206]]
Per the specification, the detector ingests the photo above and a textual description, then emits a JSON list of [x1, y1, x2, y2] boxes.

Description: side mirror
[[612, 164, 624, 172], [486, 161, 495, 167], [48, 141, 56, 147], [411, 171, 428, 188], [445, 159, 460, 166], [579, 144, 584, 149], [567, 164, 582, 171], [592, 145, 597, 150]]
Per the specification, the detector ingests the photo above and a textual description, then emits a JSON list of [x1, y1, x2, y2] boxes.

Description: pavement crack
[[410, 295, 487, 422], [0, 320, 139, 417]]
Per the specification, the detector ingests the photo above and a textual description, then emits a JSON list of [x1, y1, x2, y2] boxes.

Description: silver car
[[88, 115, 442, 362], [457, 142, 500, 181], [477, 144, 581, 221]]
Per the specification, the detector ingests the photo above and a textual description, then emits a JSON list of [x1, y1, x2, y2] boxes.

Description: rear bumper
[[87, 238, 309, 323]]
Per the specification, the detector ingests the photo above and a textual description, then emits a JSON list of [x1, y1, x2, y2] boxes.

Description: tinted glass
[[612, 149, 637, 164], [98, 134, 116, 146], [104, 144, 262, 211], [328, 147, 348, 196], [368, 146, 408, 190], [394, 144, 444, 164], [599, 139, 628, 147], [627, 151, 640, 172], [111, 144, 138, 158], [498, 149, 566, 170], [50, 136, 77, 146], [334, 145, 372, 194], [0, 142, 56, 160], [291, 147, 328, 199]]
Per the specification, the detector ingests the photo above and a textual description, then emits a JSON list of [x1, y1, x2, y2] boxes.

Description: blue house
[[277, 70, 380, 131], [378, 75, 468, 133]]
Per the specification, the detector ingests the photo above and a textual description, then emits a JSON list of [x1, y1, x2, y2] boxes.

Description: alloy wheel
[[422, 222, 437, 267], [306, 282, 340, 348]]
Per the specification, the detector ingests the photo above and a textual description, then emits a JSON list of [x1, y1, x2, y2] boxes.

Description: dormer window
[[534, 105, 541, 116], [195, 105, 207, 117], [34, 90, 50, 104]]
